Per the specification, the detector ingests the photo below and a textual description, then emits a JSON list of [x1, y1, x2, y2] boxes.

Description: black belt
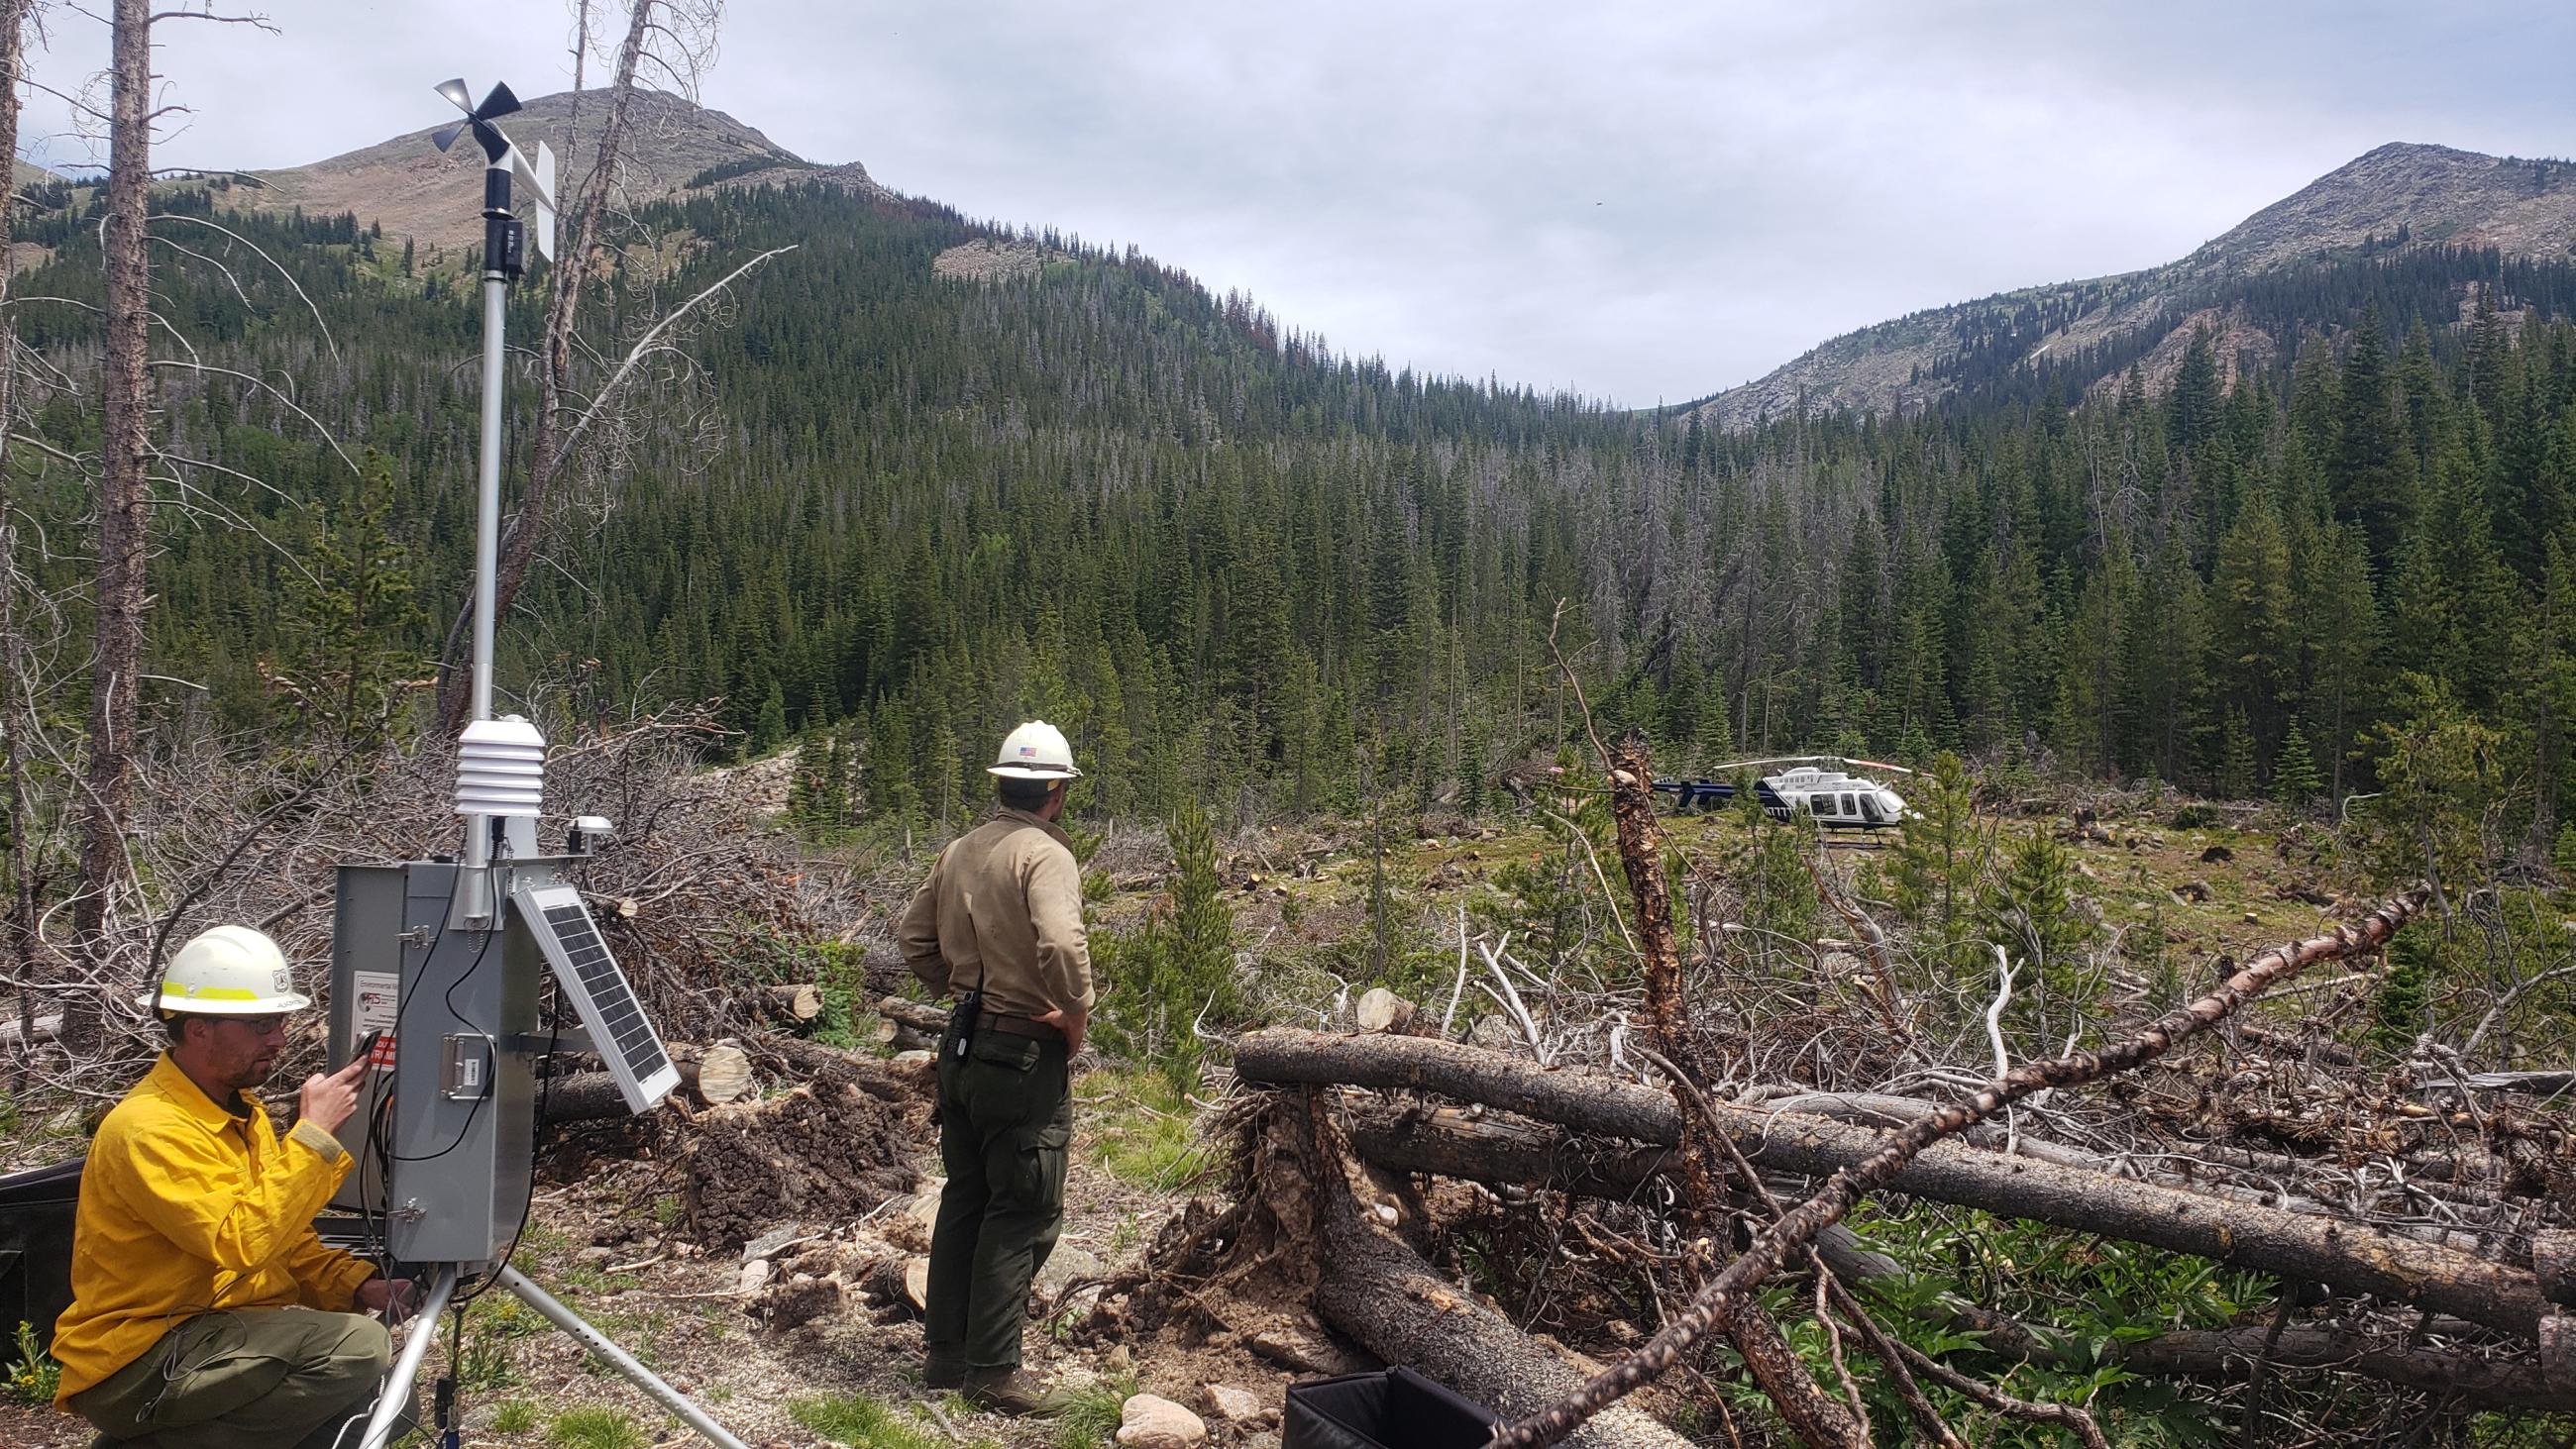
[[978, 1010, 1064, 1044]]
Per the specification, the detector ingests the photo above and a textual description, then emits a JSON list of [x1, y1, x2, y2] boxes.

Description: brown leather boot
[[923, 1354, 966, 1391]]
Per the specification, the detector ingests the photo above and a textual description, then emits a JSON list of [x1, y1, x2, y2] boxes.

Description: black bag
[[0, 1157, 82, 1352], [1284, 1366, 1499, 1449]]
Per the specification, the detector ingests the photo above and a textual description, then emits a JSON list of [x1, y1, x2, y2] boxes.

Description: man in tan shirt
[[897, 720, 1093, 1415]]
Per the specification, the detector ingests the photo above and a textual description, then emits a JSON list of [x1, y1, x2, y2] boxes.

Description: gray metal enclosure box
[[329, 861, 549, 1264]]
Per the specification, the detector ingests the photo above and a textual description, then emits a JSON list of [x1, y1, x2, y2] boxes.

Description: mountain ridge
[[241, 88, 889, 252], [1687, 141, 2576, 429]]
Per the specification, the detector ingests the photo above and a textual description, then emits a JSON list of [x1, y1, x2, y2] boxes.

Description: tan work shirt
[[897, 807, 1094, 1020]]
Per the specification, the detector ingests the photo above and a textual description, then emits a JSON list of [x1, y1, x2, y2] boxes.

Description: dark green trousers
[[70, 1307, 407, 1449], [925, 1024, 1072, 1374]]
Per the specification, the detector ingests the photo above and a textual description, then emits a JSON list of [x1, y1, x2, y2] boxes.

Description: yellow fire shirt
[[51, 1054, 376, 1404]]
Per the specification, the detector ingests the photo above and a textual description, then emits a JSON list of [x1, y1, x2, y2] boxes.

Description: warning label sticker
[[351, 971, 398, 1070]]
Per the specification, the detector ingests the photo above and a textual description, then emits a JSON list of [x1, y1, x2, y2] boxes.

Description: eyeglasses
[[221, 1014, 287, 1037]]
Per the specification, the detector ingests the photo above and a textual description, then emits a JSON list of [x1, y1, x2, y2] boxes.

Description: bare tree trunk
[[67, 0, 157, 1055], [434, 0, 659, 729], [0, 0, 42, 1076]]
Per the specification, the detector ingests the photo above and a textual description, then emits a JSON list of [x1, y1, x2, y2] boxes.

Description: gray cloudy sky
[[20, 1, 2575, 406]]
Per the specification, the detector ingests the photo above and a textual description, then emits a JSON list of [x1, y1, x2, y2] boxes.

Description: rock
[[1467, 1014, 1519, 1051], [1035, 1244, 1105, 1301], [744, 1223, 804, 1261], [1204, 1384, 1263, 1423], [2200, 844, 2234, 864], [2173, 880, 2213, 903], [1105, 1343, 1135, 1375], [737, 1258, 772, 1294], [1117, 1394, 1208, 1449]]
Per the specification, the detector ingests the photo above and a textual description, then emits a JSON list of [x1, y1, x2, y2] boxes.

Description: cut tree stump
[[1353, 988, 1414, 1033], [766, 983, 824, 1024], [861, 1255, 932, 1313]]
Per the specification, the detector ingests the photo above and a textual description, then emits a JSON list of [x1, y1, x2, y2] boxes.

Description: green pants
[[71, 1308, 404, 1449], [926, 1024, 1073, 1374]]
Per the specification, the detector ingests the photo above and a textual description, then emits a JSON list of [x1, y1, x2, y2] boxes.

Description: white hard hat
[[989, 719, 1082, 780], [141, 925, 311, 1016]]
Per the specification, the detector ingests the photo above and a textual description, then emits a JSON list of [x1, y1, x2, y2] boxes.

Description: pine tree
[[2329, 304, 2414, 572], [2217, 708, 2258, 800], [2273, 717, 2323, 810], [1988, 826, 2094, 1018], [1887, 753, 1986, 972]]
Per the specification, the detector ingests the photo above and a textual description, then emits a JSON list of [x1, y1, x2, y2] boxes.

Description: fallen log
[[1288, 1101, 1694, 1449], [873, 1017, 935, 1054], [541, 1043, 755, 1122], [1335, 1098, 2576, 1411], [1242, 1027, 2551, 1339], [2110, 1325, 2576, 1413], [876, 995, 950, 1036], [0, 1012, 62, 1049], [1497, 888, 2430, 1447]]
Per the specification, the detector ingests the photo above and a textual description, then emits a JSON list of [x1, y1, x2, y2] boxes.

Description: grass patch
[[1080, 1069, 1214, 1190], [490, 1399, 540, 1433], [791, 1391, 996, 1449], [1051, 1372, 1139, 1449], [548, 1405, 647, 1449]]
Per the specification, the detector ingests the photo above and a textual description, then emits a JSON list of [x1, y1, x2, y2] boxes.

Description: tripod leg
[[356, 1262, 459, 1449], [494, 1265, 751, 1449]]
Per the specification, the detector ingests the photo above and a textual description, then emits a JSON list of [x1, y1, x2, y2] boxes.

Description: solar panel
[[513, 882, 679, 1113]]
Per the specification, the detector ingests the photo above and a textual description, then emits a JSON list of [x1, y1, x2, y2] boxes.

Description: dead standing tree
[[0, 0, 46, 1072], [63, 0, 158, 1057]]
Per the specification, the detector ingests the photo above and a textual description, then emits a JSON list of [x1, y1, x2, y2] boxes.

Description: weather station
[[326, 79, 752, 1449]]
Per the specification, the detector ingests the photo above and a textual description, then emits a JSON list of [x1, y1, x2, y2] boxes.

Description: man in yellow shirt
[[54, 925, 415, 1449]]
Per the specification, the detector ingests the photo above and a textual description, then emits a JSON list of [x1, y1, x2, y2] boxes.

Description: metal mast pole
[[464, 158, 511, 885]]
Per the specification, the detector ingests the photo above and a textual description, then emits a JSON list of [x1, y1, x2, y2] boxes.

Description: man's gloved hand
[[356, 1276, 419, 1324]]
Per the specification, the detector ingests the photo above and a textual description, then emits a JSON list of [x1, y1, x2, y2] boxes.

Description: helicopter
[[1653, 757, 1916, 830]]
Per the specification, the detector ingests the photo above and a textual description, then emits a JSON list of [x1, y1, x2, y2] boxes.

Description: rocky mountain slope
[[240, 88, 888, 250], [1691, 143, 2576, 429]]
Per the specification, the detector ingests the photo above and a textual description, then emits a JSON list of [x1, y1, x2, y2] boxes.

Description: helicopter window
[[1838, 793, 1856, 816], [1860, 794, 1884, 822]]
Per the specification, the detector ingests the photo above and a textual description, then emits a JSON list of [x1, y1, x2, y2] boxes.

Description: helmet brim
[[138, 991, 313, 1014], [988, 765, 1082, 780]]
